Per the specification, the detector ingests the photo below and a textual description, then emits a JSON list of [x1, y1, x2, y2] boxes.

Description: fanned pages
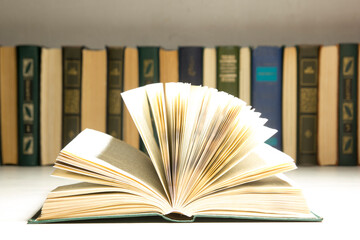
[[34, 82, 320, 222]]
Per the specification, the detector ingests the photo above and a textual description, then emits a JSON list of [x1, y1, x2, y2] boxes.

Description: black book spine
[[179, 47, 203, 85], [62, 47, 83, 147], [296, 45, 320, 165], [338, 44, 358, 165], [106, 47, 124, 139]]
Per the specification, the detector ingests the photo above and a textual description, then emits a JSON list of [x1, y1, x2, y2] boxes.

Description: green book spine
[[17, 46, 41, 166], [106, 47, 124, 139], [338, 44, 358, 165], [62, 47, 83, 147], [216, 46, 240, 97], [296, 46, 319, 166], [138, 47, 160, 152]]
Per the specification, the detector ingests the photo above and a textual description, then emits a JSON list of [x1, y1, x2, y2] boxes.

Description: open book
[[30, 83, 321, 223]]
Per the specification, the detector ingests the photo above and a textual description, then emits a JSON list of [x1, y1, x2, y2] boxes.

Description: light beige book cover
[[203, 48, 216, 89], [282, 47, 297, 161], [318, 45, 338, 166], [40, 48, 62, 165], [0, 47, 18, 165], [160, 49, 178, 83], [81, 49, 107, 132], [123, 47, 139, 149], [239, 47, 251, 104]]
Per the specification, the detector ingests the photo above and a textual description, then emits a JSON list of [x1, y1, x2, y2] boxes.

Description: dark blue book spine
[[179, 47, 203, 85], [251, 46, 283, 150]]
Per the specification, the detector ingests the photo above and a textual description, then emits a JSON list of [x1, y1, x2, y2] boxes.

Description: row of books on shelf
[[0, 44, 358, 166]]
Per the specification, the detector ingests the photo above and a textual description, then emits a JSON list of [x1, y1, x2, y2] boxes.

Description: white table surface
[[0, 165, 359, 240]]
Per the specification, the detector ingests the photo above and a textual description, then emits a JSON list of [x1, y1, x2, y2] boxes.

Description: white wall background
[[0, 0, 359, 49]]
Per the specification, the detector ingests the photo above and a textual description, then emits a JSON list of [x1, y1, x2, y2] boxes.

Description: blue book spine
[[179, 47, 203, 85], [251, 46, 283, 150]]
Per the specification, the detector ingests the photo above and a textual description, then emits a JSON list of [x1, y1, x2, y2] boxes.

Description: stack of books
[[0, 44, 358, 166]]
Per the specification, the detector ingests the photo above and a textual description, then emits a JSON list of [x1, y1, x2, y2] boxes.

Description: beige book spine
[[160, 49, 179, 83], [40, 48, 62, 165], [123, 47, 139, 149], [203, 48, 216, 89], [318, 45, 339, 165], [81, 49, 107, 132], [239, 47, 251, 104], [282, 47, 297, 160], [0, 47, 18, 165]]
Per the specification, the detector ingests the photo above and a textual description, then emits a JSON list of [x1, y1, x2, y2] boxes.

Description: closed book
[[138, 46, 160, 152], [40, 48, 62, 165], [123, 47, 140, 149], [251, 46, 283, 150], [159, 49, 179, 83], [216, 46, 239, 97], [203, 48, 216, 89], [282, 47, 297, 160], [318, 45, 339, 166], [338, 44, 358, 166], [297, 45, 319, 165], [62, 47, 83, 147], [0, 47, 18, 165], [239, 47, 251, 104], [17, 45, 41, 166], [106, 47, 124, 139], [81, 49, 107, 132], [179, 47, 203, 85]]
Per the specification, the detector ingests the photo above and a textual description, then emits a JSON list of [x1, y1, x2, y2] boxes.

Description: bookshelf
[[1, 0, 360, 235]]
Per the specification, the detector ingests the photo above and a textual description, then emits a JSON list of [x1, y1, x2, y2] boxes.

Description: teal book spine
[[138, 47, 160, 152], [106, 47, 124, 139], [17, 46, 41, 166], [338, 44, 358, 165]]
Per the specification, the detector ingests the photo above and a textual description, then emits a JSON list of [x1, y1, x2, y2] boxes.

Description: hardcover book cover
[[29, 210, 322, 223], [62, 47, 83, 147], [296, 45, 320, 165], [338, 44, 358, 166], [179, 47, 203, 85], [17, 45, 41, 166], [216, 46, 239, 97], [251, 46, 283, 151], [106, 47, 124, 140], [0, 46, 18, 165]]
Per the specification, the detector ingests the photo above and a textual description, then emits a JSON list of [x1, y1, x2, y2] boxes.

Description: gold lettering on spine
[[219, 54, 237, 82]]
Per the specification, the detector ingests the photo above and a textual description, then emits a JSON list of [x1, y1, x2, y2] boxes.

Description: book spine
[[216, 46, 239, 97], [0, 47, 18, 165], [282, 47, 297, 160], [81, 49, 107, 132], [338, 44, 358, 165], [296, 46, 319, 165], [62, 47, 83, 147], [179, 47, 203, 85], [159, 49, 179, 83], [318, 45, 339, 166], [239, 47, 251, 104], [17, 46, 41, 166], [203, 48, 216, 89], [251, 46, 283, 150], [138, 47, 160, 152], [123, 47, 140, 149], [106, 47, 124, 139]]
